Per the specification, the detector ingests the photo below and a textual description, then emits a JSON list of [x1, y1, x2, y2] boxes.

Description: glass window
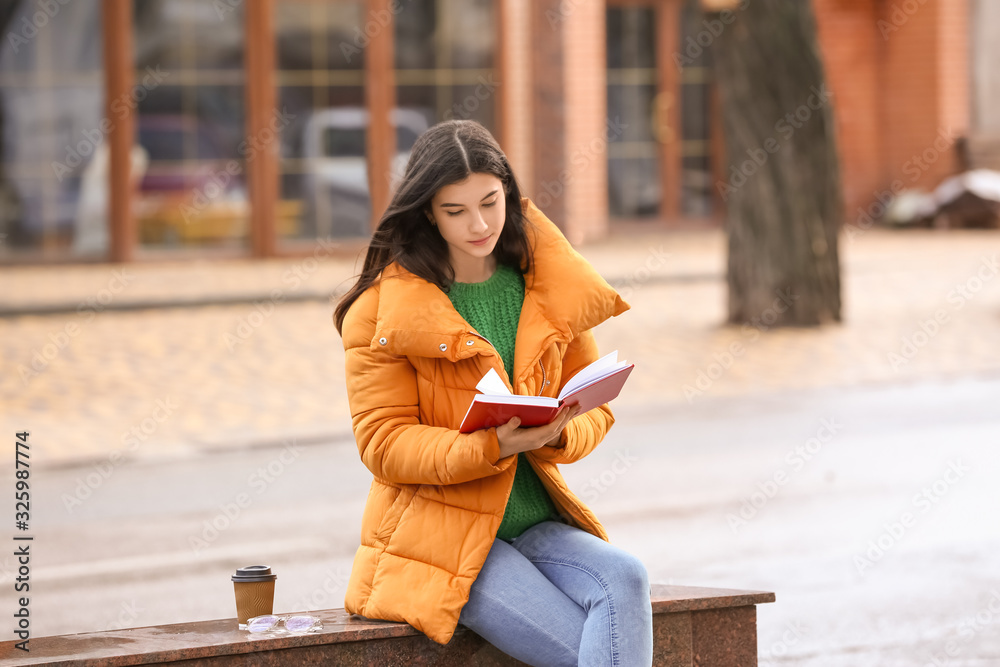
[[0, 1, 104, 261], [395, 0, 496, 133], [276, 1, 369, 241], [679, 0, 713, 217], [132, 0, 248, 250], [607, 6, 661, 219]]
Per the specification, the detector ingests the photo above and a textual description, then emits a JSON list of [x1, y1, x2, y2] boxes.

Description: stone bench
[[2, 584, 775, 666]]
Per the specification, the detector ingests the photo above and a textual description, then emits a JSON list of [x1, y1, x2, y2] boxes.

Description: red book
[[459, 351, 634, 433]]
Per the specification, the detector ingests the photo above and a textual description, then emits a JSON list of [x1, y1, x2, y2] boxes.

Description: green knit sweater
[[446, 262, 559, 542]]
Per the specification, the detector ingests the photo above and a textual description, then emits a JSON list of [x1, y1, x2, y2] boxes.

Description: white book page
[[558, 350, 628, 399], [476, 367, 511, 396], [473, 394, 558, 407]]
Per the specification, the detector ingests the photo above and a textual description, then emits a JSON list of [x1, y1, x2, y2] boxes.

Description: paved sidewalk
[[0, 230, 718, 315], [1, 228, 998, 467]]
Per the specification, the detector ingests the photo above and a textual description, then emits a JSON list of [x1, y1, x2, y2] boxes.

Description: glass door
[[132, 0, 249, 251], [606, 4, 661, 219], [275, 1, 368, 242], [606, 0, 715, 222], [0, 1, 104, 260]]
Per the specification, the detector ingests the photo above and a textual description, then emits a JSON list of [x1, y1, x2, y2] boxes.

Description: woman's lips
[[469, 235, 492, 246]]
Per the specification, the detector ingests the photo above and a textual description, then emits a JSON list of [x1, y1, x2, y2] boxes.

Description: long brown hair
[[333, 120, 533, 335]]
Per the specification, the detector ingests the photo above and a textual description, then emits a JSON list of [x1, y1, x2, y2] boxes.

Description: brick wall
[[971, 0, 1000, 133], [562, 0, 609, 244], [812, 0, 883, 219], [525, 0, 610, 244], [532, 0, 970, 233], [499, 0, 535, 195], [814, 0, 970, 219], [529, 0, 568, 230], [936, 0, 969, 142]]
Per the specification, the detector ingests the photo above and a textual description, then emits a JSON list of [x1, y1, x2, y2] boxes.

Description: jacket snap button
[[378, 337, 387, 345], [466, 339, 474, 346], [439, 343, 448, 352]]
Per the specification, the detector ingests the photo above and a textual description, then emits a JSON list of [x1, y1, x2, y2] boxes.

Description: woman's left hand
[[495, 404, 582, 459]]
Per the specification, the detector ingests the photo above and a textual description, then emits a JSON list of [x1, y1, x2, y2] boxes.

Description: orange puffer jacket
[[338, 197, 630, 645]]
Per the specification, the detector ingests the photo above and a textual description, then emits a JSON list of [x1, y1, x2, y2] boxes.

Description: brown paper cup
[[232, 565, 277, 629], [233, 580, 275, 626]]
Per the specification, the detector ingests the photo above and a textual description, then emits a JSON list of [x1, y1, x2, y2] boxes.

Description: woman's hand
[[496, 404, 582, 459]]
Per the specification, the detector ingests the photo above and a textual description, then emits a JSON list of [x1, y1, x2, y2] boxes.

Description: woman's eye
[[483, 199, 497, 208], [445, 210, 462, 217]]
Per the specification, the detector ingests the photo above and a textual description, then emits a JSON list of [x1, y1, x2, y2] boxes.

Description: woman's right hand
[[495, 404, 582, 459]]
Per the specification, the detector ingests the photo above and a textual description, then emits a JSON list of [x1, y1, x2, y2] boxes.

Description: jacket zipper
[[467, 333, 592, 535], [467, 331, 547, 396], [467, 330, 500, 357]]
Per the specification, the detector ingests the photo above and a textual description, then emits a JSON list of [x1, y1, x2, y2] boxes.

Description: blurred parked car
[[300, 107, 427, 238]]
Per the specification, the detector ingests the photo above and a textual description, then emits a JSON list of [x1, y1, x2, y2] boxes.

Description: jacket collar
[[370, 198, 630, 363]]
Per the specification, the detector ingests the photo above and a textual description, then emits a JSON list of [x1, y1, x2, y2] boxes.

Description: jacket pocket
[[375, 484, 418, 544]]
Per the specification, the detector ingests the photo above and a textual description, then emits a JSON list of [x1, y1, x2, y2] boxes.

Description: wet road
[[12, 375, 1000, 666]]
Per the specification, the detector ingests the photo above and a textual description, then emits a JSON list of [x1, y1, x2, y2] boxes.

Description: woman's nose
[[469, 214, 488, 232]]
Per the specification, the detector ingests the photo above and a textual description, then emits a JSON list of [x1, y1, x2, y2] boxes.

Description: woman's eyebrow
[[440, 190, 500, 208]]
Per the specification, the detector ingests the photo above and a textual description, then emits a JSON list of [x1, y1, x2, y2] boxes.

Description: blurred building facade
[[0, 0, 982, 264]]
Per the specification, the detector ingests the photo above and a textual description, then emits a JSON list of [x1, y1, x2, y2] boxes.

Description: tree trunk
[[711, 0, 842, 326]]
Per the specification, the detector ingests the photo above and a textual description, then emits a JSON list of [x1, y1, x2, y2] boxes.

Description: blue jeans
[[457, 520, 653, 667]]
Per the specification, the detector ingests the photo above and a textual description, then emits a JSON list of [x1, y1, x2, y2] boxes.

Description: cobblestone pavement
[[1, 228, 998, 467]]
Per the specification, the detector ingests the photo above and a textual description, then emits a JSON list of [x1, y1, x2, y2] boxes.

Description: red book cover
[[459, 353, 634, 433]]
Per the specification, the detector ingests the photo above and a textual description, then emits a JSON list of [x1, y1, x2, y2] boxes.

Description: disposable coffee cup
[[232, 565, 277, 629]]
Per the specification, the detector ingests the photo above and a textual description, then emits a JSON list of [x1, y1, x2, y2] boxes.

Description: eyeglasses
[[245, 614, 323, 634]]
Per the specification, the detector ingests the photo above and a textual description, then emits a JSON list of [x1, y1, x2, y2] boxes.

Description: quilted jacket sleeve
[[530, 329, 615, 466], [341, 288, 515, 486]]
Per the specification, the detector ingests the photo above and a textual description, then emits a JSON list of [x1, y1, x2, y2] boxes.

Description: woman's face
[[428, 172, 506, 273]]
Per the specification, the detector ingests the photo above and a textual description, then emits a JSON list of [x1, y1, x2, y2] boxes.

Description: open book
[[458, 351, 634, 433]]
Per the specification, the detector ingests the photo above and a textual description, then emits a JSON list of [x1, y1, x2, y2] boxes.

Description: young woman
[[333, 120, 653, 666]]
